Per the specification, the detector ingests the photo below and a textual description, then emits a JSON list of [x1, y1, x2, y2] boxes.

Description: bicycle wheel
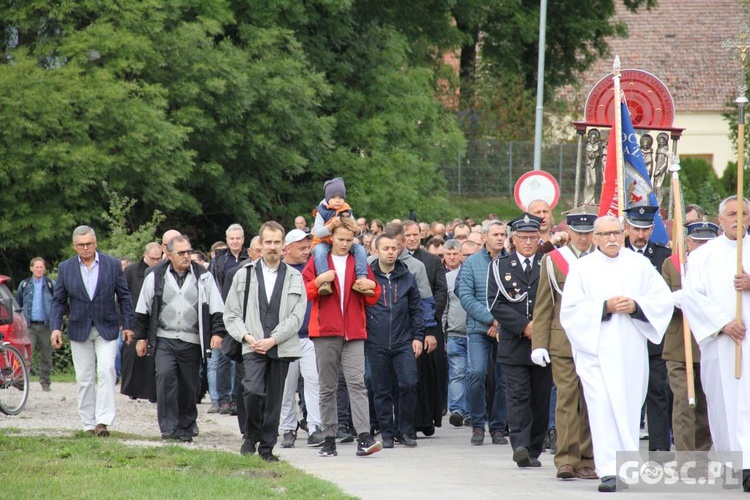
[[0, 345, 29, 415]]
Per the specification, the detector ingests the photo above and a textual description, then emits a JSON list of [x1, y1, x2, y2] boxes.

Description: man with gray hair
[[121, 241, 163, 401], [458, 219, 509, 446], [51, 225, 135, 436], [683, 195, 750, 490], [560, 215, 673, 492], [135, 235, 225, 442], [208, 223, 249, 415]]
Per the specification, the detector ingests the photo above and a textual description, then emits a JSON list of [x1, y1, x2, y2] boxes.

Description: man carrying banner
[[531, 212, 598, 481], [560, 215, 673, 492], [662, 221, 716, 465], [682, 196, 750, 490]]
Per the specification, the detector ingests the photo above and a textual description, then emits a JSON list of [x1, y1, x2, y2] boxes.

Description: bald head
[[162, 230, 181, 246], [528, 200, 553, 233]]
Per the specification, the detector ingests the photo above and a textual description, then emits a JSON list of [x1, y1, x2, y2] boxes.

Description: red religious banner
[[585, 69, 675, 129]]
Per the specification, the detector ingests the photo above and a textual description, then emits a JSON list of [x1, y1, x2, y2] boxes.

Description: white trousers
[[279, 338, 321, 432], [70, 327, 118, 430]]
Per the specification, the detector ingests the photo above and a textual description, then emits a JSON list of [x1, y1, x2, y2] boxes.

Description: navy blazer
[[50, 252, 135, 342]]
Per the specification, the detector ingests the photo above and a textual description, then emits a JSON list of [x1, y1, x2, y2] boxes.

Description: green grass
[[0, 430, 353, 499]]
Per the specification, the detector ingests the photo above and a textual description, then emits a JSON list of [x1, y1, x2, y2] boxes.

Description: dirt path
[[0, 381, 243, 453]]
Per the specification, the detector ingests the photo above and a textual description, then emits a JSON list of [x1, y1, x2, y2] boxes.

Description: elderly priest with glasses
[[559, 215, 673, 492]]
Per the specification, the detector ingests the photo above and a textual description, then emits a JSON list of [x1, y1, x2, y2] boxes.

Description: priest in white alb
[[559, 215, 674, 493], [682, 195, 750, 491]]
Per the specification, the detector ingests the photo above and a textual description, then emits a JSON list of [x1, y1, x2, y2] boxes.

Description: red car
[[0, 276, 31, 365]]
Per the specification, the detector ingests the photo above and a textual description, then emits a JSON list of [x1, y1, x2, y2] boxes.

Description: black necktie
[[637, 249, 644, 255], [524, 258, 531, 280]]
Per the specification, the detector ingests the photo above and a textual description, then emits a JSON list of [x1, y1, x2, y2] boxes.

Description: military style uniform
[[488, 213, 552, 465], [533, 236, 596, 478], [661, 222, 716, 453]]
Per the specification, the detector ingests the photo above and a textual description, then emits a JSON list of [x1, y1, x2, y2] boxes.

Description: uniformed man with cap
[[487, 213, 552, 467], [661, 220, 718, 459], [531, 210, 598, 480], [624, 205, 672, 452]]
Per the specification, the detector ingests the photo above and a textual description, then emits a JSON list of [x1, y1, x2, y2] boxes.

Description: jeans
[[115, 329, 124, 379], [313, 242, 369, 278], [466, 332, 507, 432], [207, 348, 233, 404], [367, 344, 418, 439], [549, 384, 557, 428], [447, 336, 468, 416]]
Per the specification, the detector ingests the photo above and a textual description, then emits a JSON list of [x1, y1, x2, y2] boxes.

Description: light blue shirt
[[31, 277, 45, 321], [78, 252, 100, 300]]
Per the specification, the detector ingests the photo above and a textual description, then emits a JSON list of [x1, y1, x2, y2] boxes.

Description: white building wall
[[674, 111, 734, 177]]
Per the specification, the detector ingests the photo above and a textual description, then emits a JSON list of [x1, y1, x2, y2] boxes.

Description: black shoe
[[319, 436, 338, 457], [513, 446, 531, 467], [240, 439, 256, 456], [298, 418, 308, 433], [598, 475, 617, 493], [529, 457, 542, 467], [161, 432, 179, 440], [179, 435, 193, 443], [382, 437, 394, 449], [419, 426, 435, 437], [260, 453, 280, 463], [547, 427, 557, 455], [449, 412, 463, 428], [229, 402, 237, 416], [396, 434, 418, 448], [280, 430, 296, 448], [336, 425, 354, 443], [463, 417, 472, 427], [307, 429, 325, 447], [356, 432, 382, 456], [490, 430, 508, 445], [191, 424, 199, 437], [470, 427, 485, 446]]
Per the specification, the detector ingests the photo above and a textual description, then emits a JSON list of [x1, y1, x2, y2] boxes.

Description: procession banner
[[598, 101, 668, 244]]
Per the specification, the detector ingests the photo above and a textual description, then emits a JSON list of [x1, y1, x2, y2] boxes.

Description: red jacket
[[302, 254, 380, 341]]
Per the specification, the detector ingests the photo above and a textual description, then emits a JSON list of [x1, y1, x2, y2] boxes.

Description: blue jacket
[[457, 246, 504, 336], [366, 260, 424, 349], [17, 276, 55, 326], [50, 252, 135, 342]]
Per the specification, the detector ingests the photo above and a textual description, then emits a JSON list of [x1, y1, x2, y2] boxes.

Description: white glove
[[672, 289, 683, 309], [531, 348, 550, 367]]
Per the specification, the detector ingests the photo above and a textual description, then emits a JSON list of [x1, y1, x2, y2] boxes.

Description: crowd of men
[[20, 194, 750, 492]]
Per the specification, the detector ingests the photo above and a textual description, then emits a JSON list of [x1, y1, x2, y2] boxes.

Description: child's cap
[[324, 177, 346, 202]]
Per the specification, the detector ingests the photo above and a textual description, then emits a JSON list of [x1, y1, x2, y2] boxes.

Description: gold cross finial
[[723, 23, 750, 101]]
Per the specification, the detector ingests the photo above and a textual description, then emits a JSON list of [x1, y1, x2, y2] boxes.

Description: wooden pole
[[723, 25, 750, 379], [669, 156, 696, 406], [613, 56, 625, 221]]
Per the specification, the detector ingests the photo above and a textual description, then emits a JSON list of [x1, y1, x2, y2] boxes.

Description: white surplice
[[682, 234, 750, 468], [560, 248, 674, 477]]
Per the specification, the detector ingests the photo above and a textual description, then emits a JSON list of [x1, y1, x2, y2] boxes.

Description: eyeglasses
[[514, 235, 538, 242], [75, 242, 96, 249], [172, 249, 193, 257], [595, 230, 624, 238]]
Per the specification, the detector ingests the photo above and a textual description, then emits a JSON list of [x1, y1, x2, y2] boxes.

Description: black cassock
[[410, 249, 448, 434], [121, 259, 157, 401]]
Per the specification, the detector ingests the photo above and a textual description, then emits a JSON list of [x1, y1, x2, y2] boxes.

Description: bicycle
[[0, 332, 29, 415]]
